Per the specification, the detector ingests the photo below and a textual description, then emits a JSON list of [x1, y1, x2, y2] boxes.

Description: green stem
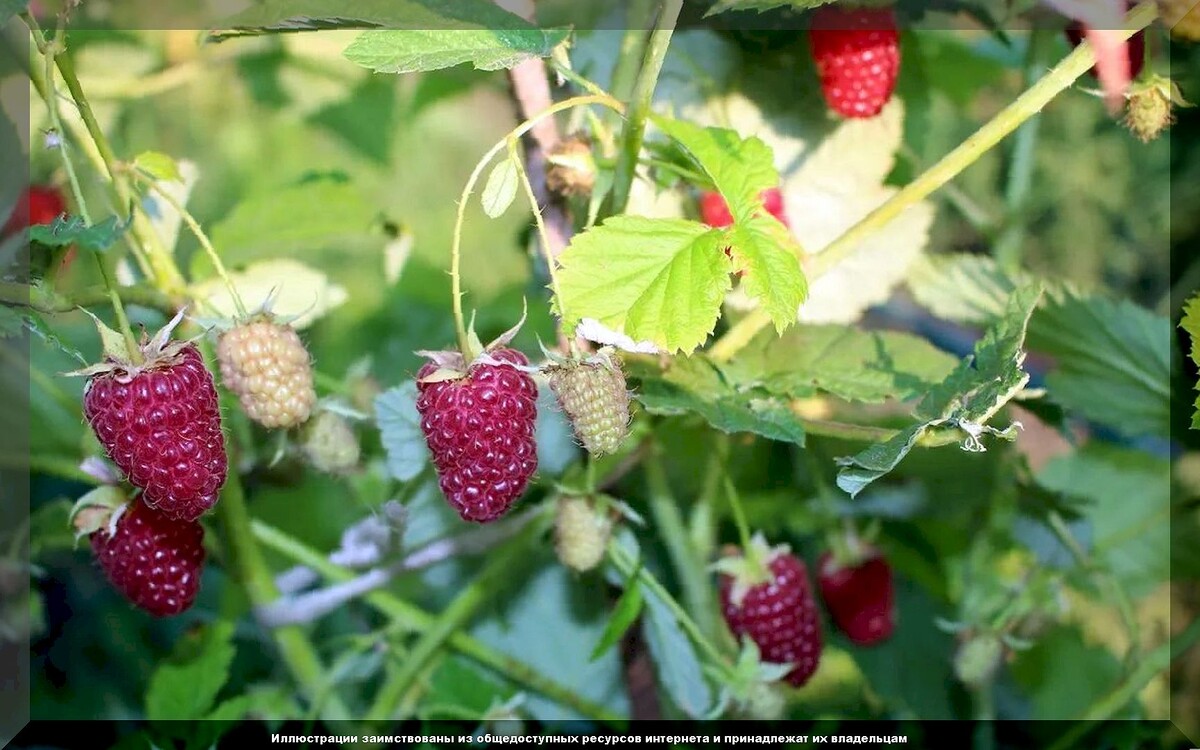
[[0, 280, 177, 315], [721, 476, 753, 554], [994, 28, 1054, 272], [364, 525, 540, 722], [27, 19, 141, 362], [608, 537, 734, 679], [250, 520, 622, 724], [449, 93, 625, 355], [707, 0, 1159, 363], [133, 173, 247, 317], [609, 0, 654, 116], [508, 135, 563, 305], [54, 47, 187, 294], [1047, 510, 1141, 671], [607, 0, 683, 216], [643, 447, 710, 631]]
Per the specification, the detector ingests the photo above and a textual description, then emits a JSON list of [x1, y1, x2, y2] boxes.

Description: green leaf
[[29, 499, 74, 558], [309, 74, 399, 165], [28, 214, 130, 252], [132, 151, 182, 182], [726, 215, 806, 332], [1037, 444, 1170, 599], [345, 28, 570, 75], [640, 560, 713, 717], [470, 559, 630, 719], [480, 156, 519, 219], [145, 620, 236, 720], [629, 356, 806, 445], [915, 283, 1044, 424], [836, 285, 1042, 497], [208, 0, 550, 40], [720, 324, 959, 404], [554, 216, 731, 354], [375, 382, 428, 482], [589, 570, 643, 662], [1026, 292, 1173, 440], [1182, 292, 1200, 429], [1009, 626, 1124, 720], [22, 311, 87, 365], [906, 253, 1028, 326], [649, 115, 805, 332], [704, 0, 835, 15], [650, 116, 779, 225]]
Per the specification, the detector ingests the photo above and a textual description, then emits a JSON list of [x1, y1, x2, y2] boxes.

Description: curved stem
[[449, 94, 625, 354], [133, 172, 247, 317], [708, 0, 1159, 363], [508, 135, 563, 305], [607, 0, 683, 216], [27, 18, 141, 362]]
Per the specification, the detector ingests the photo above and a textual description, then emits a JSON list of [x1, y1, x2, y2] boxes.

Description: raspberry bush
[[3, 0, 1198, 740]]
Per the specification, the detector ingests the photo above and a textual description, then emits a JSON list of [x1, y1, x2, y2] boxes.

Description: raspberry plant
[[2, 0, 1197, 738]]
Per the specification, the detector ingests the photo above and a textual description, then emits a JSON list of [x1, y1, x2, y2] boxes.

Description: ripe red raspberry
[[84, 344, 227, 522], [3, 184, 67, 236], [89, 502, 206, 617], [415, 348, 538, 523], [718, 536, 823, 688], [809, 6, 900, 119], [217, 318, 316, 429], [817, 548, 895, 646]]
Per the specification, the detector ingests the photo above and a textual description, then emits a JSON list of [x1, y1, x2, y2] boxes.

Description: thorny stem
[[607, 0, 683, 216], [707, 0, 1159, 363], [449, 94, 626, 355], [250, 520, 621, 723], [508, 135, 564, 306], [608, 537, 735, 680], [25, 17, 141, 362], [131, 171, 248, 317]]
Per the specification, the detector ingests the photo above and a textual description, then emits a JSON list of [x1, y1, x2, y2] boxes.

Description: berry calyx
[[817, 546, 895, 646], [415, 345, 539, 523], [85, 500, 206, 617], [544, 349, 632, 458], [217, 315, 317, 429], [76, 312, 227, 523], [554, 495, 614, 573], [716, 533, 823, 688], [809, 5, 901, 119]]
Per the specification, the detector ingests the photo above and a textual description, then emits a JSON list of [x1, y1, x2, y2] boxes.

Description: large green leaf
[[1037, 444, 1170, 599], [906, 253, 1029, 326], [1183, 292, 1200, 430], [554, 216, 732, 354], [836, 285, 1042, 497], [704, 0, 835, 15], [208, 0, 548, 40], [145, 620, 236, 720], [345, 28, 569, 75], [1026, 292, 1173, 440], [630, 356, 807, 446], [720, 324, 959, 404], [651, 115, 806, 331]]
